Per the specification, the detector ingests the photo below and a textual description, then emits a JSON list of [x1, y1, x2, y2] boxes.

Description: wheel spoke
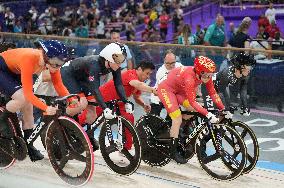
[[70, 151, 86, 162], [59, 156, 69, 169], [223, 134, 236, 147], [221, 150, 240, 168], [240, 129, 248, 139], [247, 153, 254, 163], [203, 152, 220, 164], [105, 144, 118, 154], [121, 148, 134, 163]]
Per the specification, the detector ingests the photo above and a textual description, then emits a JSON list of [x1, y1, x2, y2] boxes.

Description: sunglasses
[[165, 61, 176, 66], [47, 57, 66, 68], [200, 72, 214, 79]]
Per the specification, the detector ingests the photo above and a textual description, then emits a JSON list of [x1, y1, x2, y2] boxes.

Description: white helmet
[[99, 42, 127, 64]]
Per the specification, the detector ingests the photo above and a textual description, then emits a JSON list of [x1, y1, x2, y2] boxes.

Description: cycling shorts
[[0, 56, 22, 96], [157, 82, 191, 119]]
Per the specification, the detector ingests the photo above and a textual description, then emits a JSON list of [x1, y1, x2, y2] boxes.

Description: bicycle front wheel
[[228, 121, 259, 174], [99, 116, 141, 175], [196, 124, 247, 181], [45, 116, 94, 186]]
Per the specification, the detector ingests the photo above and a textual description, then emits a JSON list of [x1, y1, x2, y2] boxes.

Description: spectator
[[250, 33, 271, 59], [265, 2, 276, 24], [229, 17, 251, 49], [258, 14, 270, 28], [172, 8, 183, 33], [204, 15, 226, 47], [155, 2, 164, 16], [141, 0, 151, 15], [195, 24, 205, 45], [159, 10, 170, 41], [75, 22, 89, 38], [265, 20, 280, 39], [178, 24, 195, 45], [180, 0, 190, 8], [111, 31, 134, 70], [257, 25, 270, 40], [91, 0, 99, 9], [4, 7, 15, 32], [13, 19, 23, 33], [28, 5, 38, 22], [127, 0, 139, 16], [227, 22, 236, 42], [126, 23, 136, 41], [96, 18, 105, 39]]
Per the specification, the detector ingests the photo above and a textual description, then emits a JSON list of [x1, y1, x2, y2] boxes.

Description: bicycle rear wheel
[[196, 124, 247, 181], [99, 116, 141, 175], [135, 114, 171, 167], [45, 116, 94, 186], [228, 121, 259, 174], [0, 109, 14, 169]]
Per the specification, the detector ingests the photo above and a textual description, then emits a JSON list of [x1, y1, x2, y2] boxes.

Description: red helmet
[[194, 56, 216, 75]]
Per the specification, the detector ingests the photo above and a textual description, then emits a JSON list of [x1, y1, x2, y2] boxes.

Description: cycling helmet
[[99, 42, 127, 64], [194, 56, 216, 75], [231, 52, 256, 69], [38, 39, 69, 61], [0, 42, 16, 53]]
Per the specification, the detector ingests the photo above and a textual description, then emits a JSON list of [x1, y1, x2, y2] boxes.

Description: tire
[[99, 116, 141, 175], [0, 108, 16, 169], [228, 121, 259, 174], [45, 116, 94, 186], [196, 124, 247, 181], [135, 114, 171, 167]]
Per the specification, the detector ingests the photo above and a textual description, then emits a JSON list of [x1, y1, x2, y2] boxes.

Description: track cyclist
[[79, 61, 156, 150], [60, 42, 132, 150], [0, 39, 72, 161], [215, 52, 256, 116], [157, 56, 232, 164]]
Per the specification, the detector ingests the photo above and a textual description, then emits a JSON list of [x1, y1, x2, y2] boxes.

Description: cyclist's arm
[[112, 69, 128, 103], [184, 77, 208, 116], [50, 70, 69, 97], [88, 68, 107, 109], [129, 80, 154, 93], [206, 79, 225, 110], [21, 63, 48, 111], [133, 93, 146, 108], [240, 76, 249, 108]]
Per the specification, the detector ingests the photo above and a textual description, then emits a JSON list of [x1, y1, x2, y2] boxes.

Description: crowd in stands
[[0, 0, 205, 41]]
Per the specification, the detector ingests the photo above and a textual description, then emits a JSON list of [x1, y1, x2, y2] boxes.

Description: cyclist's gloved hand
[[103, 108, 116, 119], [46, 106, 58, 115], [206, 112, 219, 123], [223, 111, 233, 119], [125, 102, 134, 114], [240, 107, 250, 116]]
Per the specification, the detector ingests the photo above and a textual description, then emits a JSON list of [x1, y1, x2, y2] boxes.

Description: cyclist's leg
[[0, 63, 24, 138], [157, 84, 187, 164], [119, 103, 134, 150], [21, 101, 44, 161]]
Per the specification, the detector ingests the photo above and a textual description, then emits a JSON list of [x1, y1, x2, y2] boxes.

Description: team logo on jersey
[[160, 89, 172, 108], [89, 76, 94, 81]]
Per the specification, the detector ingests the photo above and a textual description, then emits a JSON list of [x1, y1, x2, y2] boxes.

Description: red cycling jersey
[[99, 69, 141, 101], [157, 66, 224, 118]]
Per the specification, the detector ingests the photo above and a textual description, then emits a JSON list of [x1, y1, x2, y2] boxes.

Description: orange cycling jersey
[[0, 48, 69, 111], [158, 66, 224, 117]]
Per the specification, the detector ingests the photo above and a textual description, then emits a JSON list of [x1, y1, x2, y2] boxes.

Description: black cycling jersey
[[215, 65, 249, 109], [61, 55, 127, 109]]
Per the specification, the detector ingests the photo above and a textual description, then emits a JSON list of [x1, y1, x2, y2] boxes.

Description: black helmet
[[231, 52, 256, 69]]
